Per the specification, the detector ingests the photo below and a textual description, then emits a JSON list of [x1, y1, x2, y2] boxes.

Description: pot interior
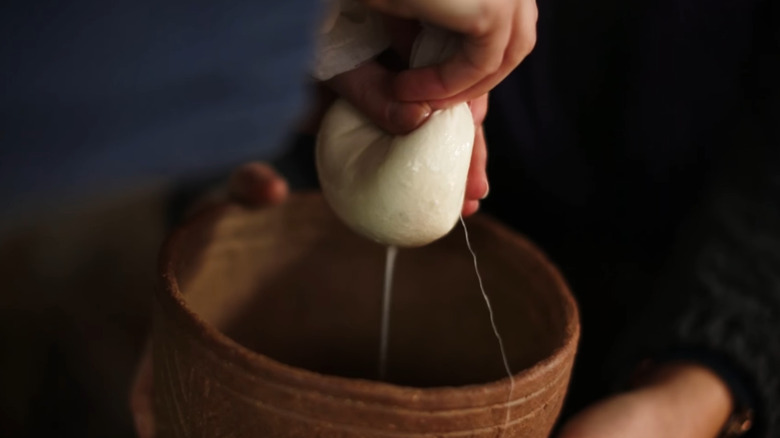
[[173, 198, 571, 388]]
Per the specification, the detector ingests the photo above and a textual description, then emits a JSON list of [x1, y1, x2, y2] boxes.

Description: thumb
[[326, 61, 431, 135]]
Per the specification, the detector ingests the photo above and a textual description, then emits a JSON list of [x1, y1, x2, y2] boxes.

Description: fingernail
[[389, 102, 431, 133], [481, 181, 490, 200]]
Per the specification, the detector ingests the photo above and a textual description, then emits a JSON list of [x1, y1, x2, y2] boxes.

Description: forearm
[[558, 362, 736, 438], [637, 363, 734, 438]]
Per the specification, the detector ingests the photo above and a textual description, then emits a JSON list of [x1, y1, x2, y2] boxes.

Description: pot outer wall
[[153, 194, 580, 437]]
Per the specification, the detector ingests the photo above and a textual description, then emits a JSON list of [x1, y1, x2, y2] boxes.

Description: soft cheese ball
[[316, 98, 475, 247]]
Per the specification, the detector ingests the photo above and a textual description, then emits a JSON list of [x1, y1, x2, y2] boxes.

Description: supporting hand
[[128, 163, 289, 438], [558, 363, 734, 438]]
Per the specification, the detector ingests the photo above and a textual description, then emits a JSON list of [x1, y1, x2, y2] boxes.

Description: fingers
[[363, 0, 484, 33], [395, 9, 511, 102], [183, 163, 288, 219], [465, 125, 489, 201], [462, 94, 489, 217], [462, 125, 489, 217], [469, 93, 489, 126], [462, 199, 481, 216], [392, 0, 538, 105], [129, 342, 155, 438], [327, 61, 431, 135], [227, 162, 289, 207], [430, 1, 537, 107]]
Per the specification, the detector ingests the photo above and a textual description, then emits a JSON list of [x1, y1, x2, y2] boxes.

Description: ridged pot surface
[[154, 193, 579, 437]]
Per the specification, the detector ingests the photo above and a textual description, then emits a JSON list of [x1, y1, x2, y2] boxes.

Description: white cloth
[[313, 0, 459, 80], [312, 0, 391, 81]]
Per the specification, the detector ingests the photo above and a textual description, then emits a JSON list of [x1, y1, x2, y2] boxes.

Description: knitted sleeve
[[611, 4, 780, 433]]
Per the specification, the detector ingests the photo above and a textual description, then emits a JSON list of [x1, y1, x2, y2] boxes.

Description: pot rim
[[157, 192, 580, 410]]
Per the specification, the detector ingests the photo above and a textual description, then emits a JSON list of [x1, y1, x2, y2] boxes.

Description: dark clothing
[[483, 0, 779, 434]]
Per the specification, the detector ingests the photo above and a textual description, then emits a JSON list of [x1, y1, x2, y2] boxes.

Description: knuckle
[[519, 2, 539, 56], [523, 29, 538, 54], [468, 14, 492, 36], [512, 30, 537, 63], [466, 1, 498, 36], [478, 53, 504, 74]]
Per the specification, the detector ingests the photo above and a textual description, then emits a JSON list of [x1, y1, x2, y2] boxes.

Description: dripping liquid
[[377, 219, 514, 432], [378, 245, 397, 380]]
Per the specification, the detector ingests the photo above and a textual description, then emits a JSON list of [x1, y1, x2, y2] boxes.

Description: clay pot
[[154, 193, 579, 437]]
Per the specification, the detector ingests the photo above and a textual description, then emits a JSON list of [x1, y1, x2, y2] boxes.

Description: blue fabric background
[[1, 0, 319, 220]]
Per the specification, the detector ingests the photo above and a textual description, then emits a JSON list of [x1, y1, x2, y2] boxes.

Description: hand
[[313, 64, 489, 216], [128, 163, 289, 438], [308, 1, 534, 217], [318, 72, 489, 216], [363, 0, 538, 108], [558, 362, 734, 438]]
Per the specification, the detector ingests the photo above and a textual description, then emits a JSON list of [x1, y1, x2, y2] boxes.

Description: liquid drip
[[379, 245, 398, 380], [459, 215, 515, 434]]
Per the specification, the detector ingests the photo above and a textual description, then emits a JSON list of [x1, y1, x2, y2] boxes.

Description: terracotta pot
[[154, 193, 579, 437]]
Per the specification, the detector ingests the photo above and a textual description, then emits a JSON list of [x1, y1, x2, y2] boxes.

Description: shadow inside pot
[[174, 194, 572, 388]]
